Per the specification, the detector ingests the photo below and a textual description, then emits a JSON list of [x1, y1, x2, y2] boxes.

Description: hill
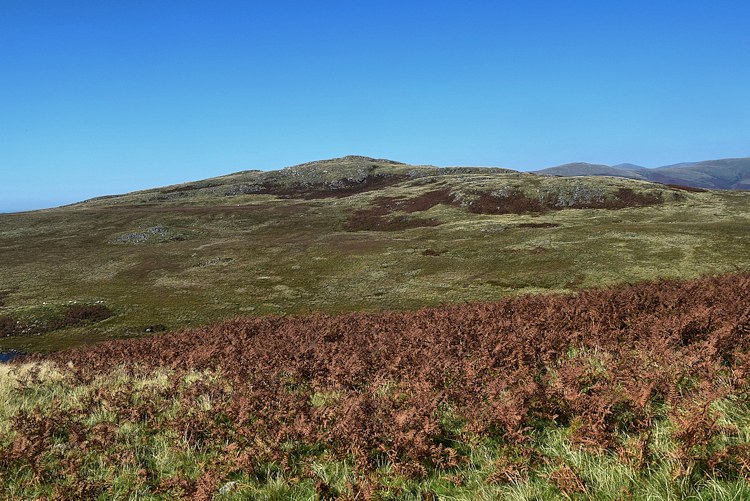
[[612, 163, 647, 171], [649, 157, 750, 190], [534, 156, 750, 190], [77, 155, 517, 206], [533, 162, 647, 180], [1, 155, 750, 353]]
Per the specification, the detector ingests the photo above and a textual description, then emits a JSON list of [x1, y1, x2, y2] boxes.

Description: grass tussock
[[2, 274, 750, 498]]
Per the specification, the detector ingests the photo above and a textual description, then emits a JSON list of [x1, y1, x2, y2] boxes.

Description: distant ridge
[[79, 155, 750, 210], [613, 163, 647, 171], [534, 162, 647, 181], [534, 157, 750, 190]]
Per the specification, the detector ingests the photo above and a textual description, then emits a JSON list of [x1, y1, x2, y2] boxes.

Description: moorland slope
[[1, 155, 750, 353]]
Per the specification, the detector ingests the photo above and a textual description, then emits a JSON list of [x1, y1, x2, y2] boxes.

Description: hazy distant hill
[[613, 163, 647, 171], [534, 162, 647, 181], [648, 158, 750, 190], [534, 157, 750, 190]]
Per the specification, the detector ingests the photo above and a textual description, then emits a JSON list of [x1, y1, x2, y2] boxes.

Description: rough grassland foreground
[[3, 273, 750, 499]]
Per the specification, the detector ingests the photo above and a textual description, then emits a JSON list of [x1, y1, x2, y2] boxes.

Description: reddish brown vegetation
[[345, 187, 664, 231], [2, 273, 744, 486], [393, 188, 455, 212], [344, 190, 450, 231], [548, 465, 587, 496], [56, 304, 112, 327]]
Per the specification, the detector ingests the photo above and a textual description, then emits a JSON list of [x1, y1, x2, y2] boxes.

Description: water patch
[[0, 350, 25, 363]]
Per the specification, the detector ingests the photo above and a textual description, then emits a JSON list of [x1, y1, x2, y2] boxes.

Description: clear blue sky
[[2, 1, 749, 212]]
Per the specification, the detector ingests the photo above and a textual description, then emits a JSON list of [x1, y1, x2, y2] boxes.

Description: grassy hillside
[[3, 273, 750, 499], [2, 156, 750, 353]]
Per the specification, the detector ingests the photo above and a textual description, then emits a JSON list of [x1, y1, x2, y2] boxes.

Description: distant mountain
[[534, 157, 750, 190], [648, 158, 750, 190], [613, 163, 647, 171], [534, 163, 648, 181]]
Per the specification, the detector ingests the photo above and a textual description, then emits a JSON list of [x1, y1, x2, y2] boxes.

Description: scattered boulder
[[112, 226, 186, 244], [143, 324, 167, 334]]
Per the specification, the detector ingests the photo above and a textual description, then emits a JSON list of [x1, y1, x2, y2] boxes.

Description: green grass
[[2, 362, 749, 500]]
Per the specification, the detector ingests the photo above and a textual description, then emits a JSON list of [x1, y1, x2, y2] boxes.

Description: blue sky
[[2, 1, 749, 212]]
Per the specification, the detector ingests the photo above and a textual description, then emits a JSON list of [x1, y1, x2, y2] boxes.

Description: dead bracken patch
[[59, 304, 112, 326], [3, 274, 750, 497], [396, 188, 455, 212], [344, 190, 452, 231], [548, 465, 587, 496], [4, 273, 743, 483]]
